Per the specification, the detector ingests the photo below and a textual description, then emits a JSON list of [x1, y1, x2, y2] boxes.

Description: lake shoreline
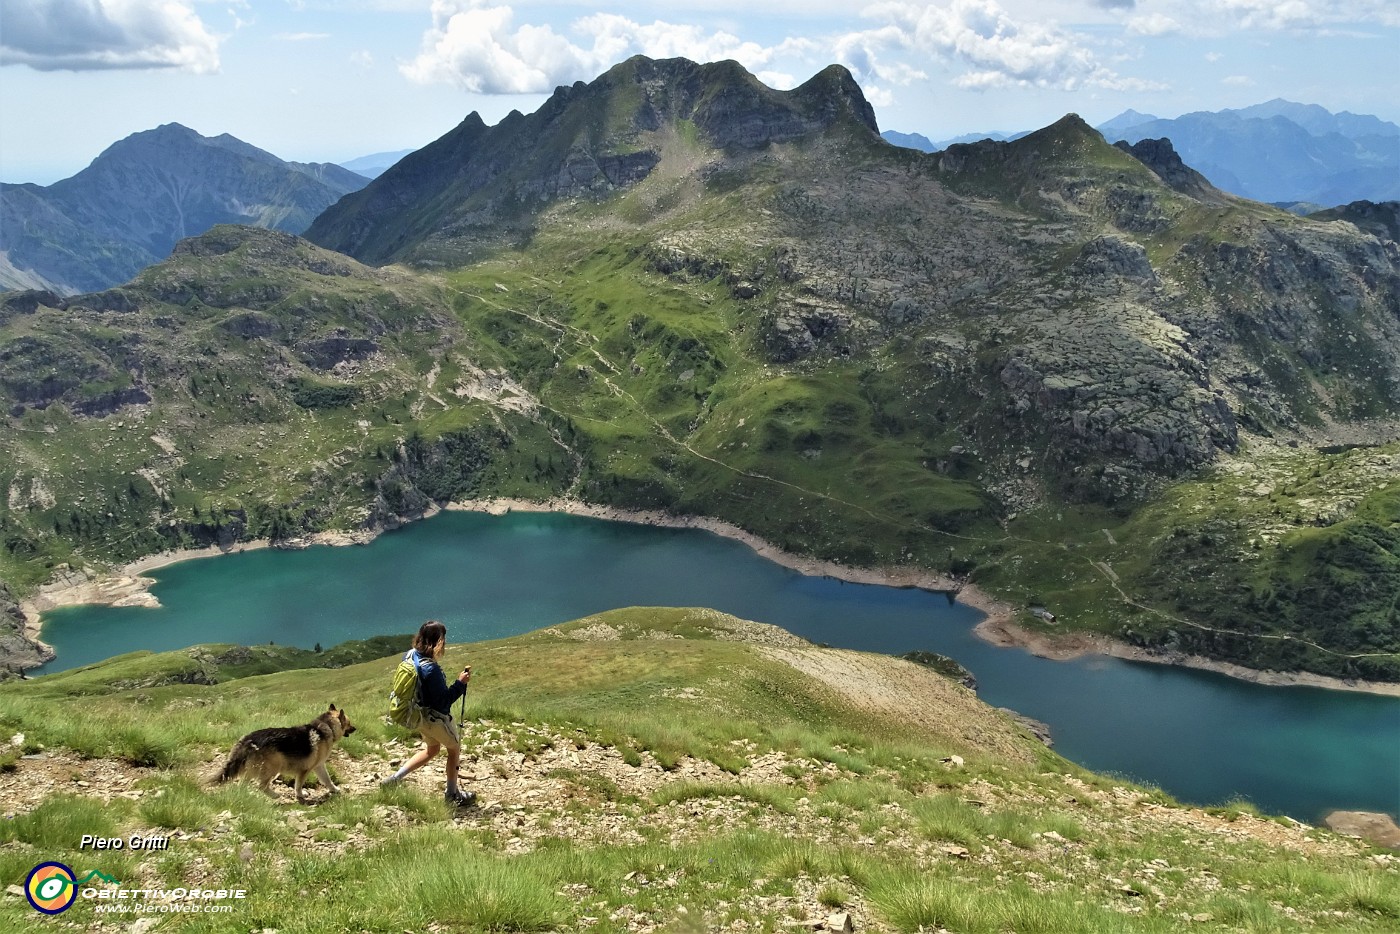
[[20, 497, 1400, 698]]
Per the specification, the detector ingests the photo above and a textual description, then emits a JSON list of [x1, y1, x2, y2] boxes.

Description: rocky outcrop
[[0, 583, 50, 677], [1322, 811, 1400, 850], [71, 386, 152, 417], [761, 301, 857, 362], [1069, 236, 1157, 286], [0, 290, 66, 316], [1311, 199, 1400, 243], [901, 650, 977, 690], [68, 289, 139, 314], [998, 709, 1054, 747], [220, 311, 283, 339], [297, 331, 380, 370], [1114, 138, 1227, 203]]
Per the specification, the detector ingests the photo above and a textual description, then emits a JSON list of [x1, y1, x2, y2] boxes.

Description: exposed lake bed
[[26, 504, 1400, 825]]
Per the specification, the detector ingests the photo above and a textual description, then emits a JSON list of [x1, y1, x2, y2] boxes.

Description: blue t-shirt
[[409, 649, 467, 715]]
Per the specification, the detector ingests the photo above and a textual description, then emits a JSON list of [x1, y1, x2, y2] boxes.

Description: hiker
[[381, 620, 475, 806]]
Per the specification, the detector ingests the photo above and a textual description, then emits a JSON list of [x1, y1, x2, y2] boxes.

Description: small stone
[[8, 733, 22, 748], [826, 911, 854, 932], [5, 884, 23, 897]]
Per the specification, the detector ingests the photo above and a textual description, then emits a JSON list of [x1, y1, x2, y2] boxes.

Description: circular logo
[[25, 862, 77, 914]]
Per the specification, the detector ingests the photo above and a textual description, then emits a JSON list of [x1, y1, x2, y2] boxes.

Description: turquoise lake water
[[35, 510, 1400, 823]]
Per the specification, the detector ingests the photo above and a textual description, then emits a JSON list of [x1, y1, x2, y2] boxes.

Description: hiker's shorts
[[419, 709, 461, 751]]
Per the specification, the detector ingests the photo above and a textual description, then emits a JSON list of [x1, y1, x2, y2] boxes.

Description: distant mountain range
[[881, 129, 1021, 152], [338, 149, 415, 179], [0, 124, 369, 295], [1103, 100, 1400, 205], [884, 99, 1400, 206]]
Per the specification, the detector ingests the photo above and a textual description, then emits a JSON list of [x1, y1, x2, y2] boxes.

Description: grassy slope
[[0, 609, 1393, 933]]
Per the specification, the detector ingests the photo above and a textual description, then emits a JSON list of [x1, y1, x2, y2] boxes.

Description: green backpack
[[388, 652, 424, 730]]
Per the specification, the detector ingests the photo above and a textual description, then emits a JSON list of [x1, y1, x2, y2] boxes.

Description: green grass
[[0, 615, 1393, 932]]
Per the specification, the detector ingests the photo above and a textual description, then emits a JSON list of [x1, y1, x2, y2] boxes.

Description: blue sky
[[1, 0, 1397, 184]]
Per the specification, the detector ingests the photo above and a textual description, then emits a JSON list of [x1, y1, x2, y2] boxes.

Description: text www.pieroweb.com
[[93, 902, 235, 914], [85, 887, 246, 914]]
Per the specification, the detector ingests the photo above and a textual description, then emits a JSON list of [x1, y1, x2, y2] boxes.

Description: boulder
[[1322, 811, 1400, 849]]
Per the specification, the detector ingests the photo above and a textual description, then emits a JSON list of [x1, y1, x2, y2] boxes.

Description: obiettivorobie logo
[[22, 860, 247, 917], [24, 863, 118, 914]]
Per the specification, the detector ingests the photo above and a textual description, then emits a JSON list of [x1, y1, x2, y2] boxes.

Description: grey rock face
[[297, 332, 380, 370], [0, 583, 49, 677], [1114, 138, 1225, 203], [1070, 236, 1157, 284], [762, 302, 856, 362], [308, 57, 881, 267]]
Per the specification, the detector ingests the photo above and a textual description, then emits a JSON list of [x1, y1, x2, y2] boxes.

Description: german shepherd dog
[[216, 703, 356, 802]]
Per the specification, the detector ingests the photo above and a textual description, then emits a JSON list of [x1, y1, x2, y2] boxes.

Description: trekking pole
[[458, 666, 470, 728]]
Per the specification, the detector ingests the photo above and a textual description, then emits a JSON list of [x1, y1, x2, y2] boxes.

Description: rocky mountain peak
[[307, 56, 884, 265], [0, 124, 370, 295], [1114, 137, 1226, 203]]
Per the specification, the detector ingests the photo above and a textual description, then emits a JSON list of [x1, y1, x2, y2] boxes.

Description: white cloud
[[273, 32, 330, 42], [756, 69, 798, 89], [1222, 73, 1255, 85], [1127, 0, 1400, 36], [400, 0, 1168, 103], [0, 0, 221, 72], [351, 49, 375, 68], [1127, 12, 1180, 35], [847, 0, 1158, 92], [401, 1, 811, 94]]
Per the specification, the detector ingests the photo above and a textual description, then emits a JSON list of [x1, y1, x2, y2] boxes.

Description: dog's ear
[[329, 703, 337, 712]]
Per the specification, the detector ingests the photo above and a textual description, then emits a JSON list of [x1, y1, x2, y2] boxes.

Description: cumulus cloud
[[1127, 11, 1181, 35], [400, 0, 1168, 103], [1127, 0, 1400, 36], [0, 0, 220, 72], [401, 1, 811, 94], [846, 0, 1159, 92]]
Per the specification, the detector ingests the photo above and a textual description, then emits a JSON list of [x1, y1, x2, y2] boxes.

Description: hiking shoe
[[445, 788, 476, 808]]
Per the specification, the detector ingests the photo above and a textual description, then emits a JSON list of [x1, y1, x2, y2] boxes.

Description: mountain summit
[[306, 56, 880, 266], [0, 124, 368, 295]]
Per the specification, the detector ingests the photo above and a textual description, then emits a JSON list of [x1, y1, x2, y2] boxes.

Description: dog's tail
[[215, 741, 251, 784]]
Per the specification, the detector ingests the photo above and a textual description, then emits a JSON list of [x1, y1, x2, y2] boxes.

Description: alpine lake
[[34, 510, 1400, 825]]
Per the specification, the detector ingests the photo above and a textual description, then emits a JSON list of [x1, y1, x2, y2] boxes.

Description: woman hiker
[[381, 620, 476, 806]]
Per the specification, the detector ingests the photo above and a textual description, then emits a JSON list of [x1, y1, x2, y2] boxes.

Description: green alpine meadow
[[0, 609, 1395, 932]]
